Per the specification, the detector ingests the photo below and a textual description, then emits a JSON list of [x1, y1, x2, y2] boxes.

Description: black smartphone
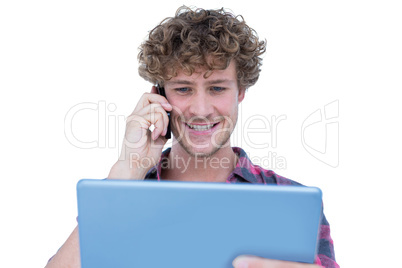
[[157, 86, 171, 139]]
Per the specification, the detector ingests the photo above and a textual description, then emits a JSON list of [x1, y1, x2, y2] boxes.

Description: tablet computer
[[77, 179, 322, 268]]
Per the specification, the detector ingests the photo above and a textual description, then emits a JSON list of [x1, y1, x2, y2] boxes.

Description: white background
[[1, 0, 401, 267]]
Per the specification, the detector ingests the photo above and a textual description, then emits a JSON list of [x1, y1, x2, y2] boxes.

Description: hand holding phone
[[157, 86, 171, 139], [108, 86, 172, 180]]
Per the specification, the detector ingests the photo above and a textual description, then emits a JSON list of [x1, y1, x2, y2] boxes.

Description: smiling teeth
[[187, 123, 215, 131]]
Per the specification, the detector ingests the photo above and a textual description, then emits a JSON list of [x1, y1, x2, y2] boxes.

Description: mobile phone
[[157, 86, 171, 139]]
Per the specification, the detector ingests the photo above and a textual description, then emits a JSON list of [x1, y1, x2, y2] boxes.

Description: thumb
[[232, 255, 258, 268], [233, 255, 321, 268]]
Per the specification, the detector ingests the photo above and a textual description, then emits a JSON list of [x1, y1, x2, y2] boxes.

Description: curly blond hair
[[138, 6, 266, 89]]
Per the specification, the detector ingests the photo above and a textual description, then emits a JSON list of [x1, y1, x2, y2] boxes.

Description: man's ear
[[238, 87, 246, 104]]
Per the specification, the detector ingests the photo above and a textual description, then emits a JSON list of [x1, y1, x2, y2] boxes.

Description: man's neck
[[161, 145, 238, 182]]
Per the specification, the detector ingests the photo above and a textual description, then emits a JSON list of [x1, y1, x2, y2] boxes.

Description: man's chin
[[183, 146, 219, 158], [176, 140, 223, 158]]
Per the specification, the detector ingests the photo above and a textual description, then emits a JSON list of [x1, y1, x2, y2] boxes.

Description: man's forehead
[[165, 60, 237, 86]]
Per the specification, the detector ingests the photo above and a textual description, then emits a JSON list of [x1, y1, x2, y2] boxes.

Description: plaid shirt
[[145, 147, 339, 268]]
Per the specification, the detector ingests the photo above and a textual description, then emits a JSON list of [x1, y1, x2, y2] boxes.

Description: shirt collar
[[230, 147, 260, 183]]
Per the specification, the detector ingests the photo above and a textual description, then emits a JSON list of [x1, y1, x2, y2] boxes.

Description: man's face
[[164, 60, 245, 157]]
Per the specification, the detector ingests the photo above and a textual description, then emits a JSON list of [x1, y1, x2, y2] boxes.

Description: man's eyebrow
[[166, 80, 195, 86], [206, 79, 234, 85], [166, 79, 235, 86]]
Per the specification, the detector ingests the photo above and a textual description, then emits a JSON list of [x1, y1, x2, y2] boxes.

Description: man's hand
[[233, 255, 321, 268], [108, 86, 172, 180]]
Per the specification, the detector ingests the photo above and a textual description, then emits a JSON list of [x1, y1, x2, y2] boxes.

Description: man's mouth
[[185, 122, 219, 131]]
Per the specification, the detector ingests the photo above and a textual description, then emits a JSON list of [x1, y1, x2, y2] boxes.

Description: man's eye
[[176, 87, 190, 93], [211, 87, 225, 92]]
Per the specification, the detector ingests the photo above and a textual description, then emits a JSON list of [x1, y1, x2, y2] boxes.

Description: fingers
[[126, 87, 173, 141], [232, 256, 321, 268], [139, 103, 170, 139], [133, 91, 172, 114], [127, 103, 170, 140]]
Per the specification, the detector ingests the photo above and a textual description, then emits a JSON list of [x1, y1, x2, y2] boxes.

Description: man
[[46, 6, 338, 268]]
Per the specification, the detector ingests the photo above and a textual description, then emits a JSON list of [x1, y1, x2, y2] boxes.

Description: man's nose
[[188, 91, 214, 119]]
